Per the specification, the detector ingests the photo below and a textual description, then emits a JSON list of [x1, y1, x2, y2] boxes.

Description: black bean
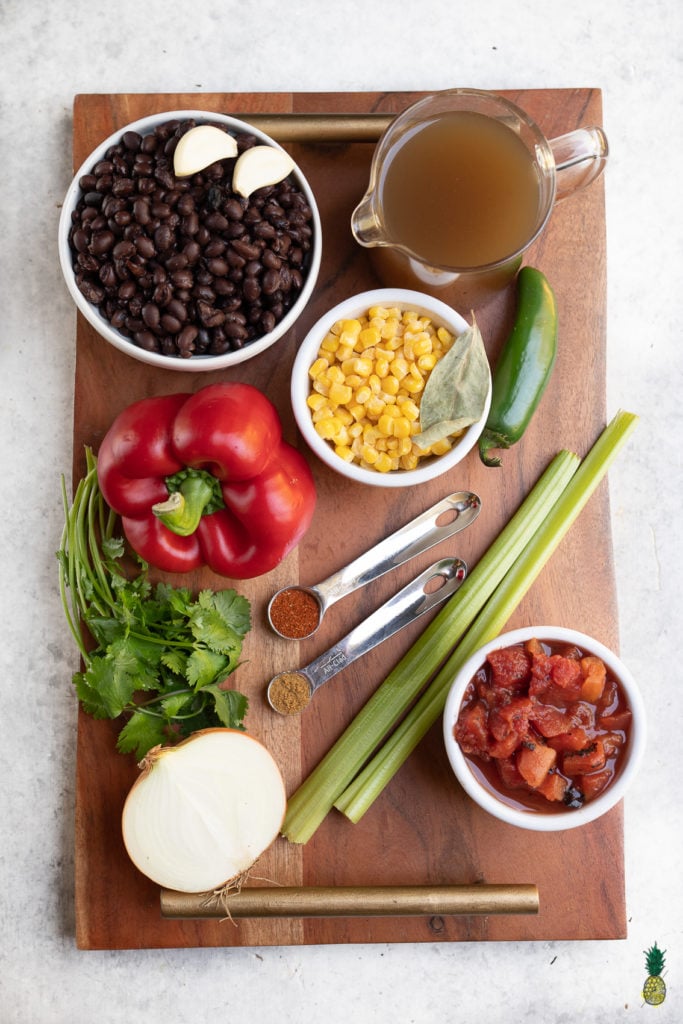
[[134, 234, 156, 259], [142, 302, 161, 330]]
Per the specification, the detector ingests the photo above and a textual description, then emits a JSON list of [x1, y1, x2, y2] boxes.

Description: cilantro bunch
[[58, 447, 250, 760]]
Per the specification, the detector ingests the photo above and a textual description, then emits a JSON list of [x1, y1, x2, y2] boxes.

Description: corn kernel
[[401, 376, 424, 394], [381, 375, 400, 396], [392, 416, 412, 439], [378, 414, 394, 436], [334, 445, 355, 463], [390, 356, 409, 380], [399, 399, 420, 421], [411, 334, 433, 357], [315, 417, 342, 440], [309, 357, 329, 380], [437, 326, 453, 345], [430, 438, 453, 456], [326, 364, 346, 385], [361, 444, 379, 465], [306, 392, 328, 412], [340, 318, 362, 338], [328, 381, 353, 405], [341, 356, 373, 378], [354, 384, 372, 405], [358, 326, 381, 349], [400, 452, 420, 471], [417, 353, 437, 373], [375, 356, 390, 378], [374, 452, 394, 473], [320, 334, 339, 354]]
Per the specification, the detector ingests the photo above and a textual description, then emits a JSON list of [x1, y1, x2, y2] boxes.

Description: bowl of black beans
[[58, 111, 322, 369]]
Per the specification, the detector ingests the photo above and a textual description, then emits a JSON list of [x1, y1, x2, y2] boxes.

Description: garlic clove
[[232, 145, 296, 198], [173, 125, 238, 177]]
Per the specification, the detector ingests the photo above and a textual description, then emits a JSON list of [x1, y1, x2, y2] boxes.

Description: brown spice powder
[[268, 671, 312, 715], [269, 587, 320, 639]]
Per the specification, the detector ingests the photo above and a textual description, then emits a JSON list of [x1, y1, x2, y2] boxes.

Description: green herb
[[413, 319, 490, 449], [57, 447, 250, 760]]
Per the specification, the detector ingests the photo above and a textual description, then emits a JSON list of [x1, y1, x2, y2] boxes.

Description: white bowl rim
[[290, 287, 492, 488], [442, 625, 647, 832], [58, 109, 322, 372]]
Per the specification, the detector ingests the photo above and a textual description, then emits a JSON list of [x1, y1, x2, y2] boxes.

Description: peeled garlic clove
[[173, 125, 238, 177], [232, 145, 296, 198]]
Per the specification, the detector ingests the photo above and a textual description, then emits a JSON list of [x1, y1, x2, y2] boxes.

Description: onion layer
[[121, 728, 286, 893]]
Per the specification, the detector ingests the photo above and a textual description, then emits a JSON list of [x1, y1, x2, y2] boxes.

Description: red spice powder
[[269, 587, 320, 639]]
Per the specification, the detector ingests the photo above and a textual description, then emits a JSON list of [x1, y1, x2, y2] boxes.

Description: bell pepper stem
[[153, 474, 216, 536]]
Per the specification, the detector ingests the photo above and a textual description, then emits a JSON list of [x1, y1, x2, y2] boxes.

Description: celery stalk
[[335, 410, 639, 823], [282, 448, 581, 844]]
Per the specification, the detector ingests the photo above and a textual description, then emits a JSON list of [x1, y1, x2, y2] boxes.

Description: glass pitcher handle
[[549, 127, 609, 202]]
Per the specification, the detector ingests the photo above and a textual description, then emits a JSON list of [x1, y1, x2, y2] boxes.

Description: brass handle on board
[[160, 883, 539, 919]]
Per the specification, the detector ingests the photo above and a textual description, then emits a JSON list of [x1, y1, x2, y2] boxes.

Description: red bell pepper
[[96, 382, 316, 579]]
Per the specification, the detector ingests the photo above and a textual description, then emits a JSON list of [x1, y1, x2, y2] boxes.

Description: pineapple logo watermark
[[642, 942, 667, 1006]]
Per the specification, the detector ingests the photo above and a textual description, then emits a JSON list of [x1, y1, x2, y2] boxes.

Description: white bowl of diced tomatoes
[[442, 626, 646, 831]]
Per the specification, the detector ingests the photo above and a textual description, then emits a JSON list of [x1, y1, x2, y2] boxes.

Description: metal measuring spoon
[[267, 490, 480, 640], [266, 557, 467, 715]]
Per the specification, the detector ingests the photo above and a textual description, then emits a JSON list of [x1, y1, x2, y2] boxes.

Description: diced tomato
[[529, 653, 553, 696], [580, 767, 613, 802], [568, 700, 596, 730], [547, 726, 591, 752], [516, 740, 557, 788], [549, 655, 583, 696], [536, 771, 568, 802], [525, 638, 545, 657], [529, 702, 574, 737], [562, 738, 607, 776], [496, 756, 528, 791], [453, 701, 489, 757], [602, 731, 625, 757], [580, 656, 606, 702], [597, 678, 619, 714], [487, 647, 531, 695], [487, 698, 532, 758], [599, 708, 632, 732]]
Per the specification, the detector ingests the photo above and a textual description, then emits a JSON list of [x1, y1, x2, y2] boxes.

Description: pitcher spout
[[351, 193, 387, 247]]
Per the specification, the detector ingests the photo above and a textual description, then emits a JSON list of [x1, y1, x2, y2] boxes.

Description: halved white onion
[[121, 729, 286, 893], [173, 125, 238, 177], [232, 145, 296, 198]]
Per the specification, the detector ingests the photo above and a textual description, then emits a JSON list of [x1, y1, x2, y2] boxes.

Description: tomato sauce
[[453, 638, 633, 813]]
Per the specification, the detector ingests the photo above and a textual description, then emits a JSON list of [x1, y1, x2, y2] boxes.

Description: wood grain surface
[[68, 89, 623, 950]]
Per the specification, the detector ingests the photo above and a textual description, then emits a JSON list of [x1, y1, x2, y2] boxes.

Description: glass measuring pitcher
[[351, 89, 608, 308]]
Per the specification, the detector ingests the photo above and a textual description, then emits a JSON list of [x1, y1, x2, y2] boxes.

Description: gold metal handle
[[160, 883, 539, 919], [233, 113, 393, 143]]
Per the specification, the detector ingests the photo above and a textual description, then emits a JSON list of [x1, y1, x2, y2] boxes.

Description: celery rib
[[335, 410, 639, 824], [282, 447, 581, 844]]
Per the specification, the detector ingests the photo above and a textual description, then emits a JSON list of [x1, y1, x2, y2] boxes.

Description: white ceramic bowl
[[290, 288, 491, 487], [442, 626, 646, 832], [58, 110, 322, 371]]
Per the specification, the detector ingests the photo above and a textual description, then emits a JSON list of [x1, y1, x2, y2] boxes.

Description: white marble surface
[[1, 1, 681, 1021]]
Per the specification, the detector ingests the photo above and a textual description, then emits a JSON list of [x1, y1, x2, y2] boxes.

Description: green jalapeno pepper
[[478, 266, 558, 467]]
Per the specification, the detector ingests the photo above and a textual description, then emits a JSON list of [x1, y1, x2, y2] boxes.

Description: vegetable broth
[[380, 111, 542, 268]]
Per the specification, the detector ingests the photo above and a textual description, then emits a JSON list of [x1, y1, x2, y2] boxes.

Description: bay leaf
[[413, 318, 490, 450]]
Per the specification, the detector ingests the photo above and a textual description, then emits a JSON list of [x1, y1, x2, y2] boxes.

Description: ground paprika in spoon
[[269, 587, 321, 639]]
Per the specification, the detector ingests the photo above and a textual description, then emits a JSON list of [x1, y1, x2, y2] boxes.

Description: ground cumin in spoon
[[268, 671, 312, 715], [269, 587, 320, 638]]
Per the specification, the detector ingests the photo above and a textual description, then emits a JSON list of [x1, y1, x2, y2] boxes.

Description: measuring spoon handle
[[305, 557, 467, 695], [314, 491, 480, 611]]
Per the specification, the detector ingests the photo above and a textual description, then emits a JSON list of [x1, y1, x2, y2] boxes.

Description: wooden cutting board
[[69, 89, 623, 950]]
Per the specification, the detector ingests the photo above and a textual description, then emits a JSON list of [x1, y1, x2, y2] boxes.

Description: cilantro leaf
[[116, 711, 167, 760], [205, 685, 249, 729], [186, 648, 230, 689]]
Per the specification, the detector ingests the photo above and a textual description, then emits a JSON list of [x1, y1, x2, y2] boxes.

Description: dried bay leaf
[[413, 318, 490, 450]]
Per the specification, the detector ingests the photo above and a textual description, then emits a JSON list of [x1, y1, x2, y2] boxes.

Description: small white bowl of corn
[[290, 288, 491, 487]]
